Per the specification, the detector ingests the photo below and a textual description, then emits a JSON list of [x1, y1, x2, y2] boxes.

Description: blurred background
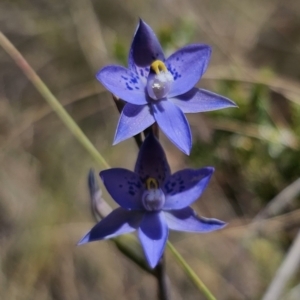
[[1, 0, 300, 299]]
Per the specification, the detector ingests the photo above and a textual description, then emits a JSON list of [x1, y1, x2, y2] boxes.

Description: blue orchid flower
[[97, 19, 237, 155], [78, 133, 226, 268]]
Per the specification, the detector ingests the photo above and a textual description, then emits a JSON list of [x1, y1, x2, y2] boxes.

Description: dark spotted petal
[[166, 44, 211, 98], [100, 168, 144, 210], [164, 207, 226, 232], [128, 22, 150, 82], [97, 65, 147, 105], [138, 212, 168, 268], [134, 132, 171, 186], [130, 19, 165, 68], [78, 208, 143, 244], [163, 167, 214, 210]]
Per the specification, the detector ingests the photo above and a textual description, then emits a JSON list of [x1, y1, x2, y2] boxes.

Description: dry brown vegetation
[[1, 0, 300, 299]]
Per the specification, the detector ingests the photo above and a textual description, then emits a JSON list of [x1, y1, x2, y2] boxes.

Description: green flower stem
[[0, 31, 109, 170], [0, 31, 216, 300], [167, 241, 216, 300]]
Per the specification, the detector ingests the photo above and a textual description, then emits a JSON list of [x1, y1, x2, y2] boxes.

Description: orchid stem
[[155, 255, 170, 300], [0, 30, 216, 300], [167, 241, 216, 300], [0, 31, 109, 170]]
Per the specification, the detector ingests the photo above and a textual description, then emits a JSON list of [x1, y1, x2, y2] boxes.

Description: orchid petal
[[130, 19, 165, 68], [163, 167, 214, 210], [166, 44, 211, 97], [164, 207, 226, 232], [113, 103, 155, 145], [170, 88, 237, 113], [78, 208, 143, 244], [100, 169, 144, 210], [138, 212, 168, 268], [128, 23, 150, 83], [96, 66, 147, 105], [153, 100, 192, 155], [134, 132, 171, 185]]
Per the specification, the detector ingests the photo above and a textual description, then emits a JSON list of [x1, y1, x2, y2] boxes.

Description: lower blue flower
[[78, 133, 226, 268]]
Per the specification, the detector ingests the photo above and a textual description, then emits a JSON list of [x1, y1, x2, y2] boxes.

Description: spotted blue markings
[[164, 173, 186, 195], [164, 181, 174, 194], [130, 77, 138, 84], [122, 74, 141, 91], [126, 83, 133, 90], [167, 65, 181, 81]]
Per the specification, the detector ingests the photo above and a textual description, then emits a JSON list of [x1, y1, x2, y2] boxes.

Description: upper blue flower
[[97, 19, 237, 155], [78, 133, 226, 268]]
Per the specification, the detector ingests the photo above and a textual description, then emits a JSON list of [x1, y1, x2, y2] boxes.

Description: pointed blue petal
[[153, 100, 192, 155], [163, 167, 214, 210], [164, 207, 226, 232], [78, 208, 143, 245], [130, 19, 165, 68], [97, 66, 147, 105], [138, 212, 168, 268], [128, 22, 150, 83], [100, 168, 144, 210], [113, 103, 155, 145], [170, 88, 237, 113], [166, 44, 211, 98], [134, 132, 171, 186]]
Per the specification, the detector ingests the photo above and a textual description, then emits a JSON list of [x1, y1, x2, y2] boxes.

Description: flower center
[[146, 60, 173, 100], [142, 177, 165, 211]]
